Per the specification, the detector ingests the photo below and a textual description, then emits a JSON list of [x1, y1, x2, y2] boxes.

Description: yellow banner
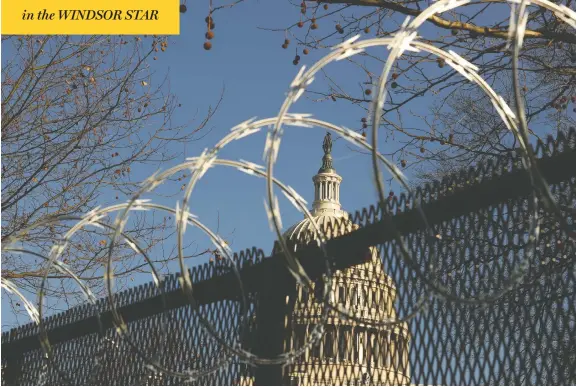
[[1, 0, 180, 35]]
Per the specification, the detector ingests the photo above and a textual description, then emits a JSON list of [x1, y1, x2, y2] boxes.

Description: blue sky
[[122, 2, 421, 260], [0, 0, 452, 329], [141, 0, 427, 251], [1, 0, 494, 328], [0, 1, 396, 328], [3, 6, 574, 386]]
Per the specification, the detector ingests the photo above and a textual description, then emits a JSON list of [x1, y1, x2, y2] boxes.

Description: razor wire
[[1, 0, 575, 383]]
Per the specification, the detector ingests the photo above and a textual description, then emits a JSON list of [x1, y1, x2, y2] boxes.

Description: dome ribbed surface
[[283, 214, 358, 244]]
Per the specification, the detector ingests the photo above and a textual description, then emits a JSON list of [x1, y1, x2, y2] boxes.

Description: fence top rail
[[2, 128, 575, 354]]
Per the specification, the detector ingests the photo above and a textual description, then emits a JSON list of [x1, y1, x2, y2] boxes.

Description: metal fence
[[2, 128, 574, 386]]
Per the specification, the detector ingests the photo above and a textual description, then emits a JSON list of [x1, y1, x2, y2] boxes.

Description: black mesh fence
[[2, 128, 575, 386]]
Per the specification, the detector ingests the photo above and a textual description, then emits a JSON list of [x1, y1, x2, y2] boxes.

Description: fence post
[[3, 351, 24, 386], [253, 259, 296, 386]]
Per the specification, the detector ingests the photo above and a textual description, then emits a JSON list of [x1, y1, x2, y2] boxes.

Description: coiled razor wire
[[1, 0, 574, 382]]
